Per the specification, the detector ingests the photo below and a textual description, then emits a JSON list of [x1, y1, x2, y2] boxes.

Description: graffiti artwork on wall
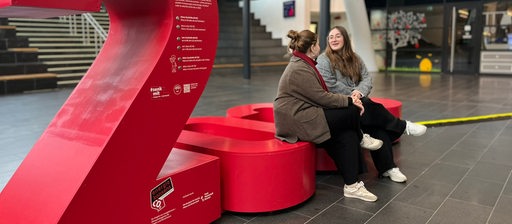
[[387, 10, 427, 68]]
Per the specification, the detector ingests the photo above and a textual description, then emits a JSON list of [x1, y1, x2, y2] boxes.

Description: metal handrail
[[82, 13, 107, 53], [60, 13, 108, 54], [82, 13, 108, 40]]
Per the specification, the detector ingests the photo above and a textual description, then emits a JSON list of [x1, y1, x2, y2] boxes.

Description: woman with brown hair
[[316, 26, 427, 183], [274, 29, 378, 202]]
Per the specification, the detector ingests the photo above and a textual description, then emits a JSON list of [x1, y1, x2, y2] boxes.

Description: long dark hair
[[325, 26, 362, 83], [287, 29, 317, 54]]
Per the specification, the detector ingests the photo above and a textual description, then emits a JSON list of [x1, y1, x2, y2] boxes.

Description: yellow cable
[[417, 112, 512, 126]]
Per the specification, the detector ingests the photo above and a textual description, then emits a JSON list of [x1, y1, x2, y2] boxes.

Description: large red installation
[[0, 0, 220, 223]]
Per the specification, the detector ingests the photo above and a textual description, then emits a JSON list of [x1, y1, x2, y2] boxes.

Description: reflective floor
[[1, 72, 512, 224]]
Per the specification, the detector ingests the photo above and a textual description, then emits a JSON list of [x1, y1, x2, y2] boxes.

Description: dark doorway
[[442, 2, 483, 74]]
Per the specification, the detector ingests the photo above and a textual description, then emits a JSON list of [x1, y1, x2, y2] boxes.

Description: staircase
[[213, 0, 289, 76], [0, 24, 47, 75], [1, 22, 60, 94], [2, 1, 287, 88], [5, 11, 109, 87]]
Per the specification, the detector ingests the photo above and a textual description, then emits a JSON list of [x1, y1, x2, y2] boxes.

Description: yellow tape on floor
[[417, 112, 512, 126]]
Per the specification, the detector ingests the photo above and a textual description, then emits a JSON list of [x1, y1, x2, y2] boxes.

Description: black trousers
[[360, 97, 407, 175], [318, 105, 367, 185]]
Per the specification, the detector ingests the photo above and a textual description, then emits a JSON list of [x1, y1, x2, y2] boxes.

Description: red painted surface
[[226, 99, 403, 172], [0, 0, 220, 223], [371, 97, 402, 119], [226, 103, 338, 171], [176, 116, 316, 213], [154, 149, 221, 224], [226, 102, 274, 122]]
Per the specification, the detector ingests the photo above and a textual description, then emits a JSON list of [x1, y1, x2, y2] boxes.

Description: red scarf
[[292, 51, 328, 91]]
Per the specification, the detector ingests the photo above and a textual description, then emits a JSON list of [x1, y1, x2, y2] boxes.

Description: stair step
[[7, 47, 38, 52], [215, 47, 287, 56], [30, 43, 96, 47], [57, 73, 86, 78], [57, 79, 80, 86], [0, 62, 48, 75], [11, 21, 109, 30], [4, 13, 108, 88], [220, 20, 263, 27], [15, 27, 70, 33], [217, 41, 282, 48], [214, 55, 289, 64], [44, 60, 93, 65], [17, 33, 76, 37], [7, 18, 62, 23], [213, 61, 288, 68], [29, 37, 83, 42], [39, 54, 97, 59], [47, 66, 90, 72], [90, 13, 109, 17], [0, 25, 16, 29], [8, 22, 69, 28], [1, 38, 29, 49], [90, 16, 110, 20], [219, 32, 273, 39], [219, 26, 267, 33], [38, 48, 98, 53]]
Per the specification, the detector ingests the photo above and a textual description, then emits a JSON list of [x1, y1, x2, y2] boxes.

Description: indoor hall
[[1, 71, 511, 224]]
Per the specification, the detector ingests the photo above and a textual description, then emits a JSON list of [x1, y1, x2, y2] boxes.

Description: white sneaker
[[405, 121, 427, 136], [360, 134, 383, 151], [343, 181, 378, 202], [382, 167, 407, 183]]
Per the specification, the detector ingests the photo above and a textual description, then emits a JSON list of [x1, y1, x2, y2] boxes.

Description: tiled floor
[[1, 71, 512, 224]]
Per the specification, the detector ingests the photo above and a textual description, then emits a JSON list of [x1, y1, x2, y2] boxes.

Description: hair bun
[[287, 30, 299, 40]]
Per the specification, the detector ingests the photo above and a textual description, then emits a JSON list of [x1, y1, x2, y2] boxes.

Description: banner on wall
[[283, 1, 295, 18]]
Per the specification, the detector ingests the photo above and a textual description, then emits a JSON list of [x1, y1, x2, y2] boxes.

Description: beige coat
[[274, 55, 351, 144]]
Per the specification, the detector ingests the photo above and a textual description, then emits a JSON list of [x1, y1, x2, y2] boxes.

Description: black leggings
[[317, 105, 367, 185]]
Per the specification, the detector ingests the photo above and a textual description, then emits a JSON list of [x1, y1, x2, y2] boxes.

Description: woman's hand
[[351, 90, 363, 100], [352, 98, 364, 116]]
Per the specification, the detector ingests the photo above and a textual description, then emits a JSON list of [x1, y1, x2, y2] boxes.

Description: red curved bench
[[226, 98, 402, 172], [226, 103, 336, 171], [175, 116, 316, 213], [371, 97, 402, 119], [225, 99, 401, 121]]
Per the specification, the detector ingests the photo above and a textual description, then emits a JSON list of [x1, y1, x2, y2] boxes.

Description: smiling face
[[327, 28, 344, 51]]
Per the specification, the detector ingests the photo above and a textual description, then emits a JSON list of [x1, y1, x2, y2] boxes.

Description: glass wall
[[367, 0, 512, 75], [368, 1, 445, 72], [480, 0, 512, 74], [482, 1, 512, 50]]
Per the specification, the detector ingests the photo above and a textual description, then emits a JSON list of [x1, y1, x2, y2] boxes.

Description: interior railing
[[60, 13, 108, 54]]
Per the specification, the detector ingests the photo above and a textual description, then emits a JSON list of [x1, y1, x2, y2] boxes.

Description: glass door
[[442, 2, 483, 74]]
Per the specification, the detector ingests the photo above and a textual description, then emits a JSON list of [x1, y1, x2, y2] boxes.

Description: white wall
[[344, 0, 378, 72], [246, 0, 350, 45], [309, 0, 345, 12], [244, 0, 311, 45], [244, 0, 377, 71]]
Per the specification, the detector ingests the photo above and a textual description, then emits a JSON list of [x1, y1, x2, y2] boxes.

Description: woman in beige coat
[[274, 29, 377, 202]]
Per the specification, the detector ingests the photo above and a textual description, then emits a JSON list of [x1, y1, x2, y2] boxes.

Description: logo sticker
[[173, 84, 182, 95], [150, 178, 174, 212]]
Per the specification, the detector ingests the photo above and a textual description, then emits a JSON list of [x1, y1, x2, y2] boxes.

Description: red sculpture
[[0, 0, 220, 223]]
